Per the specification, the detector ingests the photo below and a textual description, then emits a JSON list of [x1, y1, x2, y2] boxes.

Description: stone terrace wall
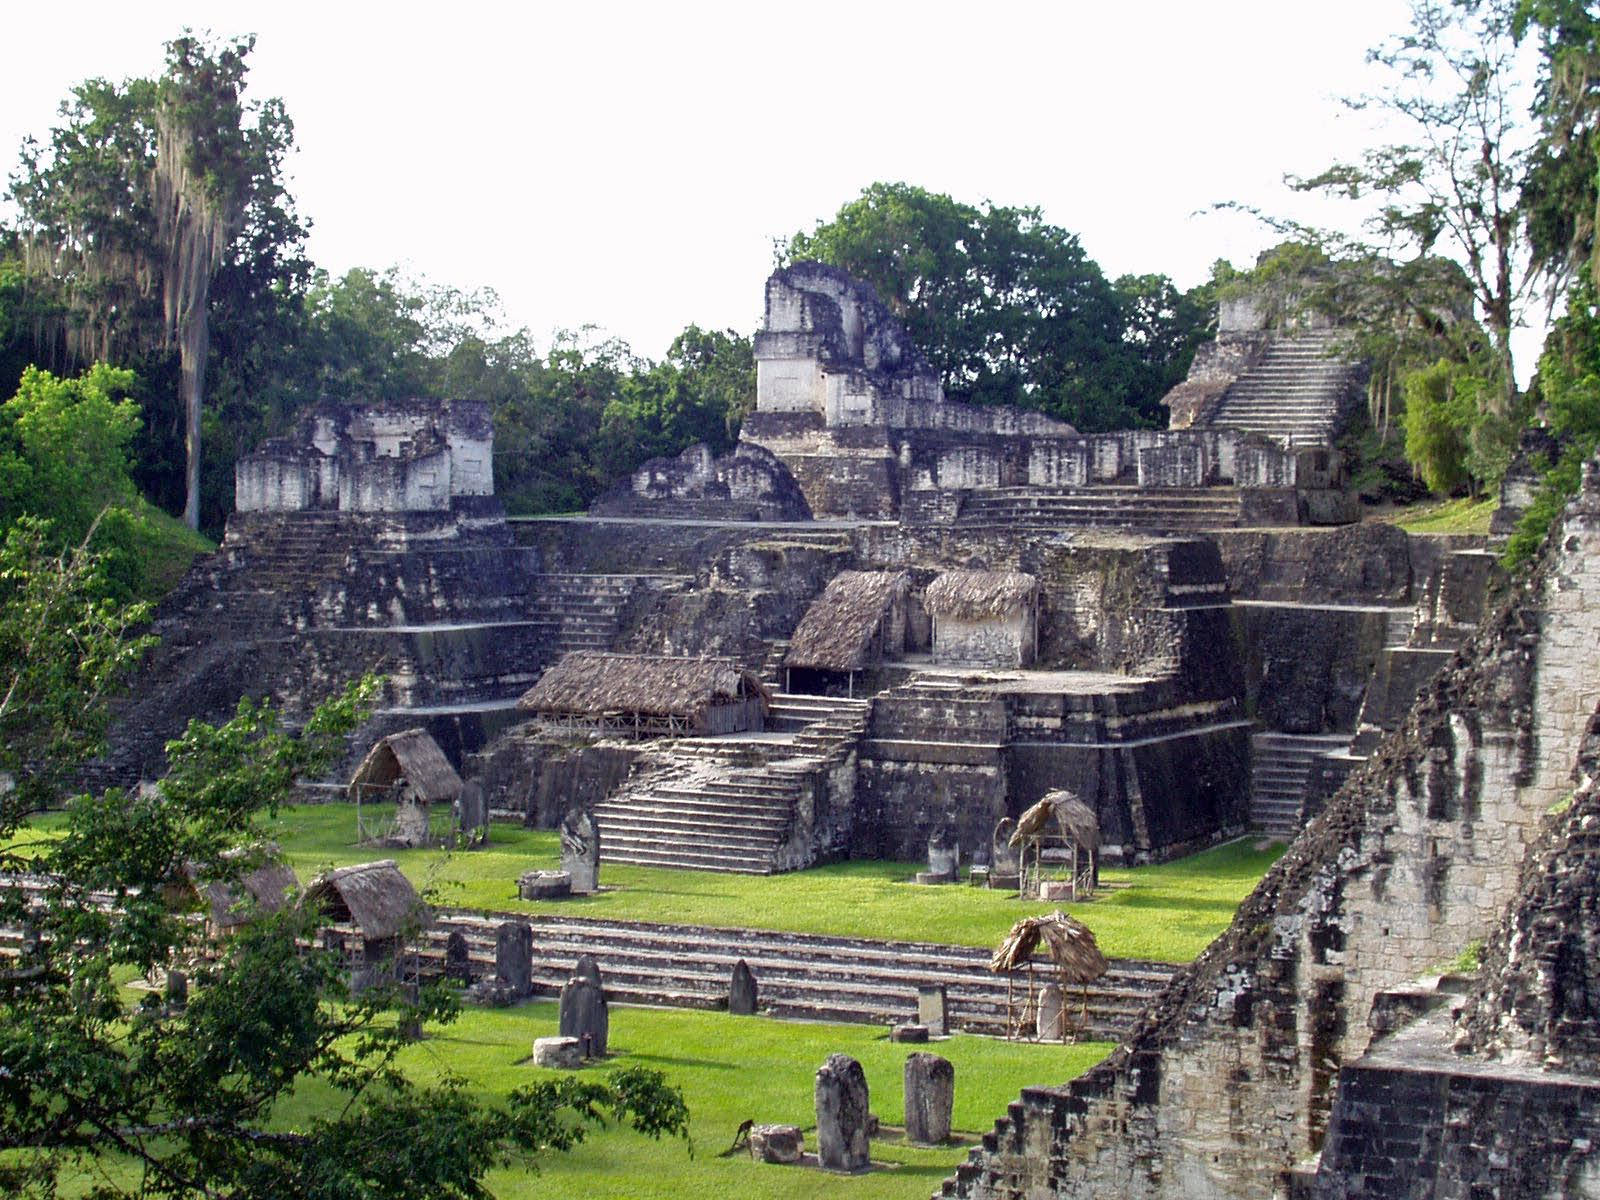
[[943, 459, 1600, 1200]]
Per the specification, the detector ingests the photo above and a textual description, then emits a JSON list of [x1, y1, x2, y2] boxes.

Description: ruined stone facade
[[941, 460, 1600, 1199], [97, 399, 540, 786], [236, 398, 493, 513], [743, 263, 1350, 524]]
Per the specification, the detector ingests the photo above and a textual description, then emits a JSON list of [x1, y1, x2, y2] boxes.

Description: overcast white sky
[[4, 0, 1512, 361]]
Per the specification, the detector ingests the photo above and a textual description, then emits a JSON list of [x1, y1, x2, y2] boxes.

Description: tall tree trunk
[[154, 113, 244, 531], [181, 319, 207, 530]]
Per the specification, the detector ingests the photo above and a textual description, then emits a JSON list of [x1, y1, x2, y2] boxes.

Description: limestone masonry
[[89, 261, 1596, 1197]]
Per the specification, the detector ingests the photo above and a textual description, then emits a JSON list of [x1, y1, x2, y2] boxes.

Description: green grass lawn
[[43, 1001, 1110, 1200], [317, 1003, 1111, 1199], [1373, 495, 1496, 535], [253, 803, 1278, 962]]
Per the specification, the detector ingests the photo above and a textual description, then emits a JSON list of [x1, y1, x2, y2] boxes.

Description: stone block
[[904, 1052, 955, 1145], [532, 1036, 583, 1069], [517, 869, 571, 900], [749, 1123, 804, 1164], [815, 1053, 871, 1172], [918, 984, 949, 1037], [890, 1023, 929, 1043]]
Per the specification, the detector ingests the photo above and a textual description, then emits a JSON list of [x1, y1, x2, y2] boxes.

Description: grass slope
[[1372, 495, 1496, 535], [261, 804, 1280, 962], [302, 1004, 1113, 1200]]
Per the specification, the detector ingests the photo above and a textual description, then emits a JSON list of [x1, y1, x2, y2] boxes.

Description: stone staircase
[[526, 573, 686, 659], [954, 486, 1246, 532], [1206, 331, 1360, 446], [1385, 604, 1416, 648], [422, 911, 1179, 1041], [1250, 731, 1351, 837], [591, 693, 871, 874]]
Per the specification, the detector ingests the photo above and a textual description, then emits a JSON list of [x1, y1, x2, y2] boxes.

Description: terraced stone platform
[[422, 911, 1179, 1041]]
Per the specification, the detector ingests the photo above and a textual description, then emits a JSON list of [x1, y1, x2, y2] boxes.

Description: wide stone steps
[[1207, 333, 1358, 445], [593, 763, 805, 873], [424, 912, 1180, 1040], [591, 694, 871, 875], [524, 572, 656, 659], [955, 487, 1244, 532], [1250, 731, 1350, 837]]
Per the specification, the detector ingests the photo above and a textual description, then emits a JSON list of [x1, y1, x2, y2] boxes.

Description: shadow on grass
[[626, 1050, 739, 1072]]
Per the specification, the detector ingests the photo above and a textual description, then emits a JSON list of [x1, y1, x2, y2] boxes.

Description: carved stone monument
[[991, 817, 1022, 890], [729, 958, 758, 1015], [495, 920, 533, 998], [904, 1052, 955, 1145], [916, 826, 958, 885], [445, 929, 472, 983], [456, 779, 487, 845], [1036, 982, 1065, 1041], [165, 969, 188, 1012], [814, 1053, 871, 1173], [559, 974, 608, 1058], [561, 808, 600, 894], [917, 983, 949, 1037]]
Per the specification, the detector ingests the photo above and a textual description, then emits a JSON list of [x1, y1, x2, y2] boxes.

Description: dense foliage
[[784, 182, 1213, 430], [0, 566, 689, 1197]]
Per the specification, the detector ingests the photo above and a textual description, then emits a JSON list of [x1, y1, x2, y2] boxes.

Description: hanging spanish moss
[[154, 91, 246, 529]]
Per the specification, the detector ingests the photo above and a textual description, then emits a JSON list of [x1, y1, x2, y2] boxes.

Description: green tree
[[1515, 0, 1600, 288], [0, 549, 690, 1196], [1402, 357, 1482, 491], [7, 34, 303, 531], [785, 182, 1196, 430], [0, 518, 153, 822], [1290, 0, 1533, 415]]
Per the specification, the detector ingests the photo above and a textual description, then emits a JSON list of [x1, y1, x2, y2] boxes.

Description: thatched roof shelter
[[302, 860, 429, 941], [1042, 789, 1099, 852], [923, 570, 1039, 620], [347, 728, 462, 805], [188, 846, 299, 930], [785, 571, 911, 672], [989, 911, 1108, 983], [519, 651, 768, 735]]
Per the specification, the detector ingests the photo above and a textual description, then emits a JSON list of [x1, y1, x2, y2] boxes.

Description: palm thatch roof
[[924, 570, 1039, 620], [347, 728, 462, 804], [190, 846, 299, 930], [1041, 789, 1099, 852], [989, 911, 1108, 983], [519, 651, 769, 721], [784, 570, 911, 672], [302, 859, 429, 940]]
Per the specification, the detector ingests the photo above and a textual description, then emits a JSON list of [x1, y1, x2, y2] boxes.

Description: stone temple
[[94, 260, 1600, 1197]]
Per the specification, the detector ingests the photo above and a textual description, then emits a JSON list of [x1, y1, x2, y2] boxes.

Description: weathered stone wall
[[942, 458, 1600, 1200], [590, 441, 812, 521], [469, 735, 639, 826], [97, 504, 541, 787], [1212, 524, 1416, 605], [932, 608, 1034, 668], [1235, 605, 1389, 734], [236, 398, 493, 514]]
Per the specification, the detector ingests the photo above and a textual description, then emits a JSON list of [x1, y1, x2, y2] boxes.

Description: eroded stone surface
[[904, 1053, 955, 1146], [749, 1123, 804, 1164], [532, 1036, 582, 1069], [815, 1053, 870, 1173]]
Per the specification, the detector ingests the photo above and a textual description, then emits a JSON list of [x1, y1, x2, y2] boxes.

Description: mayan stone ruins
[[85, 259, 1600, 1197]]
